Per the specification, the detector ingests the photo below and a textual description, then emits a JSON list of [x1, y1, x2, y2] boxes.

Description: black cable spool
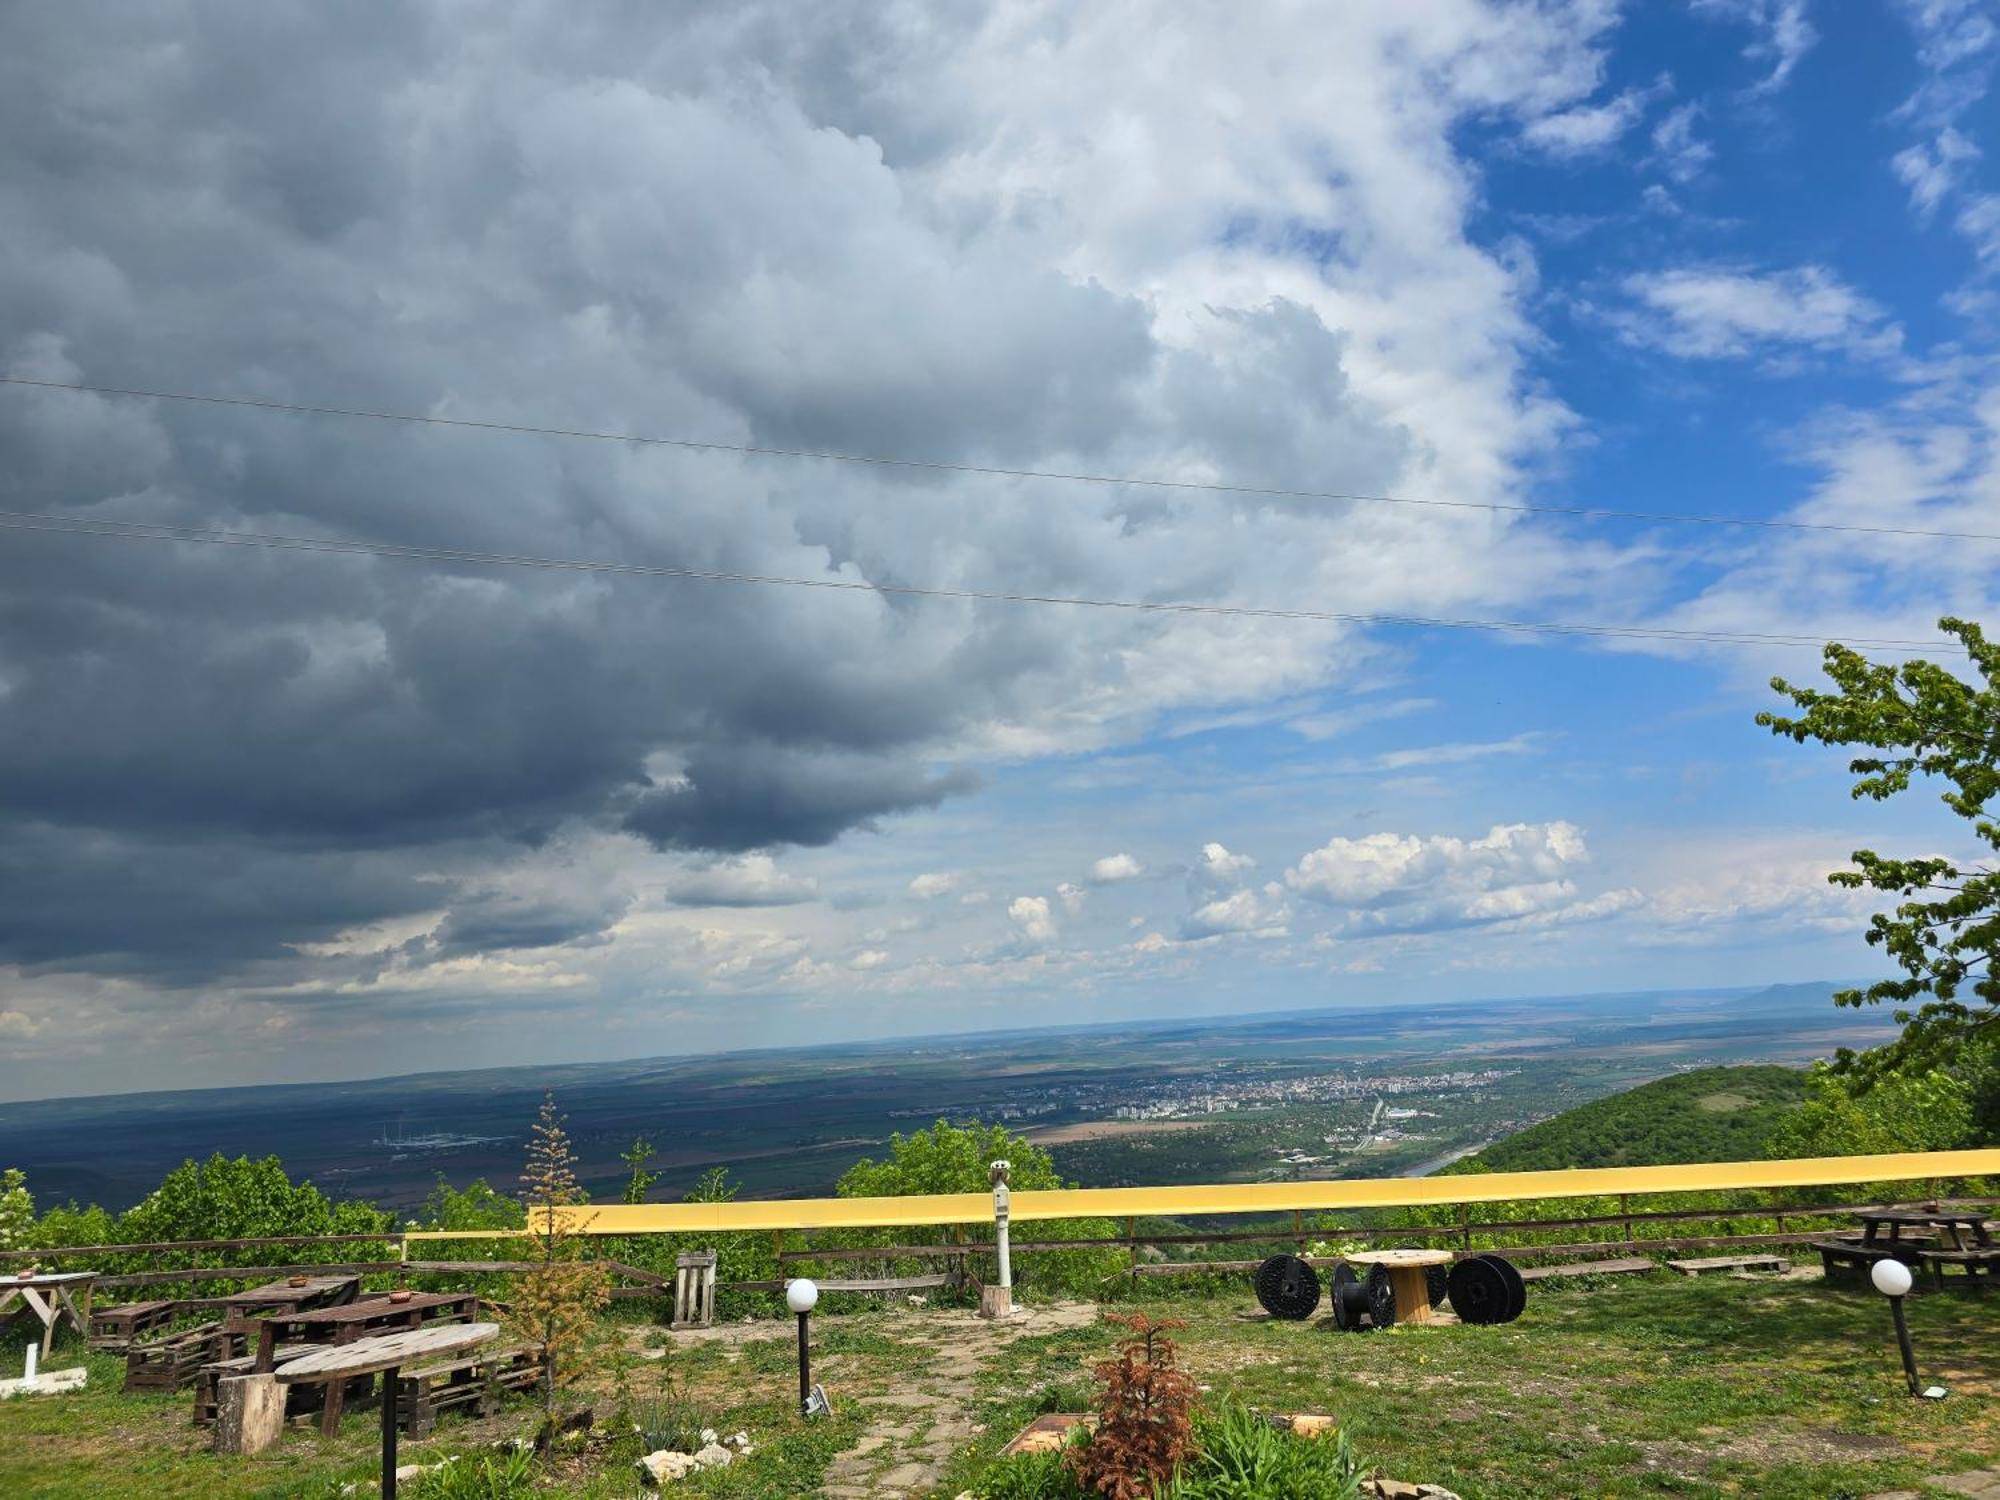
[[1446, 1252, 1527, 1325], [1328, 1262, 1397, 1331], [1425, 1263, 1450, 1311], [1253, 1254, 1322, 1320]]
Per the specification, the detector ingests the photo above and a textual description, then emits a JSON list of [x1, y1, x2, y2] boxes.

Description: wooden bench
[[1667, 1254, 1790, 1277], [1812, 1240, 1922, 1286], [88, 1299, 181, 1351], [1917, 1246, 2000, 1292], [394, 1344, 538, 1435], [191, 1345, 323, 1425], [1516, 1257, 1656, 1282], [125, 1321, 244, 1394]]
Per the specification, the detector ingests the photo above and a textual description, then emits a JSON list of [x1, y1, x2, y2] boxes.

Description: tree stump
[[214, 1373, 286, 1456]]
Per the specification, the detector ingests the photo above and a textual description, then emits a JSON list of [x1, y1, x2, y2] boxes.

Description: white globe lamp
[[785, 1278, 820, 1314], [1869, 1258, 1913, 1298]]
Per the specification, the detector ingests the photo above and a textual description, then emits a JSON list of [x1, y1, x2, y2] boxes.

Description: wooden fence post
[[1458, 1202, 1471, 1253], [1619, 1193, 1635, 1249]]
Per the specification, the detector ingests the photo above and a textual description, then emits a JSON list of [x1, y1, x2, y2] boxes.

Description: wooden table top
[[1860, 1210, 1989, 1225], [276, 1290, 474, 1328], [277, 1322, 498, 1382], [1342, 1249, 1453, 1268], [4, 1270, 98, 1287], [224, 1274, 359, 1306]]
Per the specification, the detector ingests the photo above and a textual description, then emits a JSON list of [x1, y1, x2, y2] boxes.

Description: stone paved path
[[818, 1300, 1098, 1500]]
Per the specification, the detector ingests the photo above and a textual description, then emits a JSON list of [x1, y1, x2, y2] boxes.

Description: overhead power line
[[0, 508, 1964, 654], [4, 374, 1996, 545]]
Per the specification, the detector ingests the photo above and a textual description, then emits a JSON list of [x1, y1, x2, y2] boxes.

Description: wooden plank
[[278, 1322, 500, 1383], [1516, 1257, 1655, 1282], [95, 1263, 404, 1289], [1666, 1255, 1790, 1276], [1, 1233, 398, 1261]]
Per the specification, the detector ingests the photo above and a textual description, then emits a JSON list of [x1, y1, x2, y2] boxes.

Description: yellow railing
[[400, 1148, 2000, 1243]]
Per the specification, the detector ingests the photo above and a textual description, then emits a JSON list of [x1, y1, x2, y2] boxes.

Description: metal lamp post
[[1870, 1257, 1945, 1399], [785, 1278, 826, 1419]]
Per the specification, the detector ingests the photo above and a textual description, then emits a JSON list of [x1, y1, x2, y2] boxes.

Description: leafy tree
[[620, 1137, 661, 1205], [514, 1092, 610, 1436], [1760, 617, 2000, 1080], [1766, 1064, 1974, 1159], [682, 1165, 737, 1204], [118, 1153, 387, 1244], [0, 1168, 32, 1251], [837, 1120, 1066, 1197], [412, 1175, 525, 1233]]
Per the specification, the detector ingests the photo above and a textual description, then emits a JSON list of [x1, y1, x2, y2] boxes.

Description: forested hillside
[[1459, 1065, 1807, 1172]]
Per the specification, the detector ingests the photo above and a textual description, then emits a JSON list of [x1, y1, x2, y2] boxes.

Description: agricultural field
[[3, 1272, 1995, 1498]]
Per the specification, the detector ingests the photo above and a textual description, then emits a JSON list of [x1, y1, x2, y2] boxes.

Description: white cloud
[[1192, 842, 1258, 892], [1650, 103, 1714, 183], [1615, 265, 1901, 360], [1181, 885, 1289, 941], [848, 948, 889, 970], [1008, 895, 1057, 947], [1692, 0, 1818, 93], [1521, 83, 1661, 157], [1089, 853, 1145, 885], [1056, 882, 1086, 916], [908, 872, 961, 900], [1284, 821, 1599, 936], [1893, 126, 1981, 218], [662, 854, 819, 908], [1374, 733, 1545, 771]]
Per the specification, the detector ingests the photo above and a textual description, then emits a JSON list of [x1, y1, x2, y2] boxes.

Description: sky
[[1, 1, 1998, 1101]]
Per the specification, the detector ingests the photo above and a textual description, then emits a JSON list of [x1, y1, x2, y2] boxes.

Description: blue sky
[[1, 0, 1996, 1096]]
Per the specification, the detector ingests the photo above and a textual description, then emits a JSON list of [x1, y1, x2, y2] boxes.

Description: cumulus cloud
[[1008, 896, 1057, 947], [1614, 266, 1901, 361], [0, 0, 1637, 1082], [1521, 76, 1670, 158], [1089, 853, 1145, 885], [908, 872, 962, 900], [1284, 822, 1604, 936]]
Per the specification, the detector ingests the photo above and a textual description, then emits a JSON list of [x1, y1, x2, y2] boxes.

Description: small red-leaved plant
[[1065, 1312, 1199, 1499]]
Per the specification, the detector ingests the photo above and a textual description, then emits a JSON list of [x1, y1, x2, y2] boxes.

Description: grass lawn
[[1, 1273, 1994, 1497]]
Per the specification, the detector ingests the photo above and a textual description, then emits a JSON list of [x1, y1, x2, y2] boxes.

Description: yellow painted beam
[[471, 1148, 2000, 1238]]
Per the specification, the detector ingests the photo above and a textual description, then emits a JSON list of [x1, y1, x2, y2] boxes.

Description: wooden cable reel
[[1252, 1253, 1322, 1320], [1328, 1262, 1396, 1331], [1444, 1252, 1527, 1325]]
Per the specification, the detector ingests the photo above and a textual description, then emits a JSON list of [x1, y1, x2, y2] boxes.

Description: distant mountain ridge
[[1455, 1065, 1809, 1172]]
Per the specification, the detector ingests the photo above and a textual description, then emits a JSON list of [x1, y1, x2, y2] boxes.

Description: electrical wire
[[4, 374, 1996, 545], [0, 508, 1963, 654]]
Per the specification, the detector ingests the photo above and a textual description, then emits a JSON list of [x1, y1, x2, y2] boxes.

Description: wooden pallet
[[124, 1322, 242, 1394], [1515, 1257, 1656, 1282], [394, 1344, 538, 1436], [88, 1299, 182, 1352], [190, 1345, 318, 1425], [1667, 1254, 1791, 1277]]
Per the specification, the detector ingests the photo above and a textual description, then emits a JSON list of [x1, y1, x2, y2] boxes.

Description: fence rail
[[11, 1147, 1991, 1301]]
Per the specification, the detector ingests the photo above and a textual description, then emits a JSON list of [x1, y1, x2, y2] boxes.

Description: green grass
[[4, 1276, 1995, 1498]]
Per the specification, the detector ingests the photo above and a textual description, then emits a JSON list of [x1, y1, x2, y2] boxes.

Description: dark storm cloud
[[0, 0, 1418, 992]]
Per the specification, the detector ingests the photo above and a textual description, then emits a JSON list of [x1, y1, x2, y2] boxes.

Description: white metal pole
[[991, 1160, 1013, 1314]]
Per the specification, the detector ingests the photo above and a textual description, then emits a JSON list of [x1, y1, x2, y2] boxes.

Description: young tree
[[1761, 617, 2000, 1084], [516, 1092, 611, 1436], [619, 1137, 660, 1205], [1066, 1313, 1199, 1500]]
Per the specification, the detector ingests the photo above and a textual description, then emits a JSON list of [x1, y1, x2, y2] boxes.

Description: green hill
[[1461, 1065, 1808, 1172]]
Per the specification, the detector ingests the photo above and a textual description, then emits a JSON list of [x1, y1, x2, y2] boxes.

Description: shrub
[[977, 1447, 1088, 1500], [1066, 1313, 1198, 1500]]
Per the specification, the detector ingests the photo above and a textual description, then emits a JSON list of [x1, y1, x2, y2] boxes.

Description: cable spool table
[[1341, 1249, 1454, 1325]]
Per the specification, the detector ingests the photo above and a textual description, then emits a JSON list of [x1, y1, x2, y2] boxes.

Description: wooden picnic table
[[0, 1270, 97, 1358], [219, 1273, 361, 1334], [1857, 1209, 1993, 1252], [278, 1322, 498, 1500], [1343, 1248, 1453, 1325]]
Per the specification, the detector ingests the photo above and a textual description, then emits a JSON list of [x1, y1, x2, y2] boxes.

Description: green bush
[[974, 1447, 1087, 1500]]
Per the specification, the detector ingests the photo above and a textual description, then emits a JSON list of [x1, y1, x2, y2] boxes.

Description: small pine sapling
[[1066, 1312, 1199, 1500], [515, 1091, 611, 1442]]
